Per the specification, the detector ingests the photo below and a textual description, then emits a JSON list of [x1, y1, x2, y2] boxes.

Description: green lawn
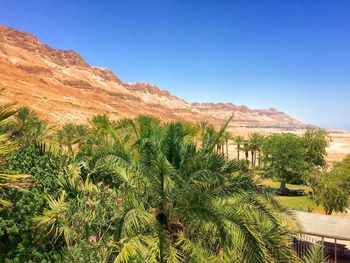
[[257, 178, 324, 213], [257, 178, 311, 192], [275, 196, 323, 213]]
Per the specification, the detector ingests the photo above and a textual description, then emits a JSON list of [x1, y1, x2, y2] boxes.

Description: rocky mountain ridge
[[0, 26, 306, 129]]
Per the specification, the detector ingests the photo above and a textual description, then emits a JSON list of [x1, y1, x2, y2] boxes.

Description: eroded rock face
[[191, 103, 304, 128], [0, 26, 306, 129]]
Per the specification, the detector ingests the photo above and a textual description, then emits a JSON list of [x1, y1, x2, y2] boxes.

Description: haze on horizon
[[1, 0, 350, 131]]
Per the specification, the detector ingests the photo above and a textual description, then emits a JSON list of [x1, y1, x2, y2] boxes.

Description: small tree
[[262, 133, 306, 191], [303, 128, 331, 168], [310, 156, 350, 215]]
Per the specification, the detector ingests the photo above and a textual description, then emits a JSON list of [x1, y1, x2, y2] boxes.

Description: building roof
[[294, 211, 350, 241]]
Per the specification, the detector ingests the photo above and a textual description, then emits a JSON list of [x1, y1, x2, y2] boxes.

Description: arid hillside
[[0, 26, 306, 130]]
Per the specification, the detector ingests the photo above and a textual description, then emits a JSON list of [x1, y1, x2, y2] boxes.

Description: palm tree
[[197, 121, 209, 147], [56, 124, 82, 155], [74, 124, 90, 147], [217, 135, 225, 155], [243, 140, 249, 162], [13, 107, 33, 130], [199, 121, 231, 156], [11, 107, 52, 144], [248, 133, 264, 168], [232, 135, 244, 160], [0, 104, 31, 206], [255, 133, 265, 166], [200, 124, 215, 150], [37, 115, 298, 262], [222, 131, 231, 158]]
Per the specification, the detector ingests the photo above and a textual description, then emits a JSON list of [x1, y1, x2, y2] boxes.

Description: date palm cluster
[[1, 103, 327, 262]]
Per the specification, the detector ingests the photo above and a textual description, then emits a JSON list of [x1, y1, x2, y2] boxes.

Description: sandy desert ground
[[326, 130, 350, 163]]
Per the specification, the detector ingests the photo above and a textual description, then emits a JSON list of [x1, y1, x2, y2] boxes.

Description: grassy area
[[275, 196, 323, 213], [257, 178, 312, 192], [257, 178, 325, 213]]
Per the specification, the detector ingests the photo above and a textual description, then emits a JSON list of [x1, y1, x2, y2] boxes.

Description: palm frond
[[121, 208, 155, 237], [34, 192, 70, 243], [114, 236, 156, 263], [302, 244, 328, 263], [204, 114, 234, 153]]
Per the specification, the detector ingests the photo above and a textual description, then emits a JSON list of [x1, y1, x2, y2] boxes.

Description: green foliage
[[308, 156, 350, 214], [248, 132, 264, 167], [232, 135, 244, 161], [262, 133, 306, 185], [35, 117, 298, 262], [0, 104, 32, 207], [4, 108, 330, 262], [261, 129, 330, 188], [10, 107, 52, 145], [56, 123, 90, 155], [302, 244, 328, 263], [303, 128, 330, 168], [0, 144, 64, 262], [35, 174, 122, 262]]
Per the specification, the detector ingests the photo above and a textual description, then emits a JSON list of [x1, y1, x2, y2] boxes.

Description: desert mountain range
[[0, 26, 306, 130]]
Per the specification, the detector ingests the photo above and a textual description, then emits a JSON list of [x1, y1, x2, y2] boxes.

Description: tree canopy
[[262, 133, 306, 186], [308, 156, 350, 215], [261, 129, 330, 188], [0, 105, 331, 262], [303, 128, 330, 168]]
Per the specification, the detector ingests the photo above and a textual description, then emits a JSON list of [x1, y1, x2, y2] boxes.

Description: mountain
[[191, 103, 304, 128], [0, 26, 306, 129]]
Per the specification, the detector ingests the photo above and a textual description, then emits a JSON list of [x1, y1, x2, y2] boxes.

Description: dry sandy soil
[[326, 131, 350, 163]]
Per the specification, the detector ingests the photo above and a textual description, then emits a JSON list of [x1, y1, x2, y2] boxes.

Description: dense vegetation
[[306, 156, 350, 215], [0, 104, 342, 262]]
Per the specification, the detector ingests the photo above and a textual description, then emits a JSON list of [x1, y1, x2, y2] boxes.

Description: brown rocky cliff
[[0, 26, 306, 129]]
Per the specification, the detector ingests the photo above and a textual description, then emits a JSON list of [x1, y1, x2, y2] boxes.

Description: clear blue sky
[[1, 0, 350, 130]]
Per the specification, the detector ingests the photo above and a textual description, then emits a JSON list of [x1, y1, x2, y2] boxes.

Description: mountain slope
[[0, 26, 306, 129], [191, 103, 304, 128]]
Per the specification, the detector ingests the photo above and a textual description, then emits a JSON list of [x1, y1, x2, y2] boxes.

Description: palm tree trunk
[[280, 181, 288, 195], [237, 143, 240, 160], [226, 138, 228, 157], [68, 144, 74, 156], [252, 150, 255, 167], [251, 150, 254, 167], [253, 150, 257, 167]]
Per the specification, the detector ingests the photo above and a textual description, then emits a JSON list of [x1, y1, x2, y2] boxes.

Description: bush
[[0, 144, 64, 262]]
